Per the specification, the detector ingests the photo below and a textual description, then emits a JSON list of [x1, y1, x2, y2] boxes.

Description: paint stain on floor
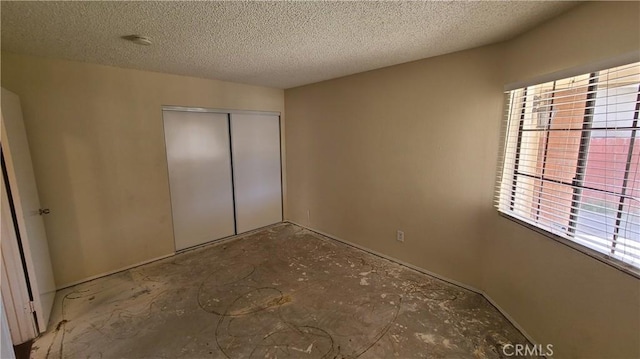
[[31, 224, 532, 358]]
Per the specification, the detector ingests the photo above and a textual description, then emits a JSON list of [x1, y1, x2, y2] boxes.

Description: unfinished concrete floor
[[32, 224, 530, 358]]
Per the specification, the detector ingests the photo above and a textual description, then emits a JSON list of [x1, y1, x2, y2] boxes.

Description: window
[[496, 62, 640, 274]]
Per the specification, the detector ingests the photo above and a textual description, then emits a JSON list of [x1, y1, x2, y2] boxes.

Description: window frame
[[496, 61, 640, 279]]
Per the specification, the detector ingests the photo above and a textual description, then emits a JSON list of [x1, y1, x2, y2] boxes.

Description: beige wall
[[285, 44, 505, 288], [285, 2, 639, 358], [480, 2, 640, 358], [1, 53, 285, 287], [504, 1, 640, 86]]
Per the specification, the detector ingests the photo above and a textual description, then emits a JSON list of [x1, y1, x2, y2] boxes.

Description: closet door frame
[[161, 106, 283, 250], [163, 106, 280, 118]]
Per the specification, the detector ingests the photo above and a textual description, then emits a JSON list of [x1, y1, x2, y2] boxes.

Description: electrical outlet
[[396, 230, 404, 242]]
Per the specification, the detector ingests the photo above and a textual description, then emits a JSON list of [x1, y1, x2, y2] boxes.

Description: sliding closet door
[[231, 113, 283, 233], [163, 110, 235, 250]]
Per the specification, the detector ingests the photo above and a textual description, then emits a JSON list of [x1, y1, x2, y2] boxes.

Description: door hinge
[[27, 301, 35, 313]]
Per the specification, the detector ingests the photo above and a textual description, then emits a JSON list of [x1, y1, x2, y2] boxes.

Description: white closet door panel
[[231, 113, 282, 233], [163, 111, 235, 250]]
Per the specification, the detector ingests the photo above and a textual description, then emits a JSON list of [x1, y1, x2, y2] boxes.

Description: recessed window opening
[[496, 62, 640, 273]]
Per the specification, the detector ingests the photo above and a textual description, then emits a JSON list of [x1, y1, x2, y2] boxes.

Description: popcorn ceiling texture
[[1, 1, 577, 89]]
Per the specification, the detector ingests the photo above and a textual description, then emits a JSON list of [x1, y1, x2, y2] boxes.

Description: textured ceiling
[[1, 1, 578, 89]]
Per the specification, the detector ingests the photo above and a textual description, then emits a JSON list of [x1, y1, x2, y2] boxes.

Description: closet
[[163, 108, 282, 251]]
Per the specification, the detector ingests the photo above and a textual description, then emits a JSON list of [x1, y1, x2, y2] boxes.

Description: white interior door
[[231, 113, 283, 233], [1, 171, 37, 344], [1, 301, 17, 359], [1, 88, 56, 333], [163, 110, 236, 250]]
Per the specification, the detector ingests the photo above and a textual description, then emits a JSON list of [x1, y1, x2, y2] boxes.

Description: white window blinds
[[496, 62, 640, 273]]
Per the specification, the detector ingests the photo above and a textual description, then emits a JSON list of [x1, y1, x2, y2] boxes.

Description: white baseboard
[[284, 220, 538, 347], [57, 221, 538, 349], [56, 253, 175, 290], [285, 220, 479, 292], [480, 290, 538, 348], [56, 222, 288, 290]]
